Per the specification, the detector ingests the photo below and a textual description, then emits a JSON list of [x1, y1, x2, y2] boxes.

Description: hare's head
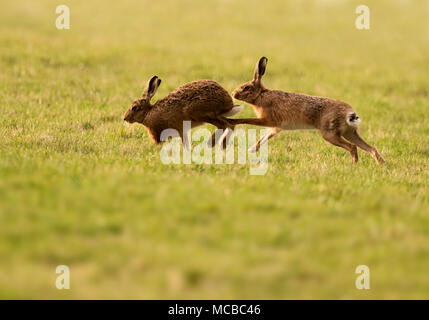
[[232, 57, 268, 103], [123, 75, 161, 123]]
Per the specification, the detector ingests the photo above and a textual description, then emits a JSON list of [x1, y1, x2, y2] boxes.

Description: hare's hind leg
[[321, 130, 359, 163], [180, 125, 192, 151], [207, 128, 233, 149], [342, 129, 384, 164], [204, 117, 232, 149], [249, 127, 281, 152]]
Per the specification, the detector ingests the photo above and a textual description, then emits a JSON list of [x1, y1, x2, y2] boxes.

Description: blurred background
[[0, 0, 428, 299]]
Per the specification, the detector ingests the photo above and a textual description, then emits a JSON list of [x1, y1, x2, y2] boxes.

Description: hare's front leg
[[249, 127, 281, 152], [229, 118, 273, 127]]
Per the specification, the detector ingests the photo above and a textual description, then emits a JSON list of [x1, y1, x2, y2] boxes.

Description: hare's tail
[[222, 105, 243, 117], [346, 112, 361, 129]]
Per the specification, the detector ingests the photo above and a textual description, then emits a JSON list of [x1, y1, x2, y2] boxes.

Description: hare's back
[[177, 80, 234, 114], [153, 80, 234, 119], [173, 80, 230, 101]]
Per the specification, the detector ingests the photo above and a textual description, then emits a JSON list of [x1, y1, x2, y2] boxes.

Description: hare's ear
[[253, 57, 268, 83], [143, 76, 162, 101]]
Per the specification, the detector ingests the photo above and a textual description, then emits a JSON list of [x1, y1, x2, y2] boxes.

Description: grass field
[[1, 0, 429, 299]]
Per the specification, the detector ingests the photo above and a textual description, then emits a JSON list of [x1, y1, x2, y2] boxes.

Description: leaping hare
[[123, 76, 242, 149], [231, 57, 385, 164]]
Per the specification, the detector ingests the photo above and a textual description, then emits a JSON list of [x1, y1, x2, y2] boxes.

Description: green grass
[[1, 0, 429, 299]]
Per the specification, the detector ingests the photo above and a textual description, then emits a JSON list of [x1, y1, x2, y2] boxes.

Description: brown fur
[[230, 57, 385, 164], [123, 76, 237, 147]]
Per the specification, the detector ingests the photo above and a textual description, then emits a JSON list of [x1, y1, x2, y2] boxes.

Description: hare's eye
[[132, 106, 137, 111], [244, 85, 251, 91]]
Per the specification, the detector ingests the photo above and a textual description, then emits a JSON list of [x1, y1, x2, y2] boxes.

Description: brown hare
[[123, 76, 242, 149], [230, 57, 385, 164]]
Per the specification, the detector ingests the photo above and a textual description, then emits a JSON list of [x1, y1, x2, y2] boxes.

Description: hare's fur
[[123, 77, 240, 148], [231, 57, 385, 164]]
